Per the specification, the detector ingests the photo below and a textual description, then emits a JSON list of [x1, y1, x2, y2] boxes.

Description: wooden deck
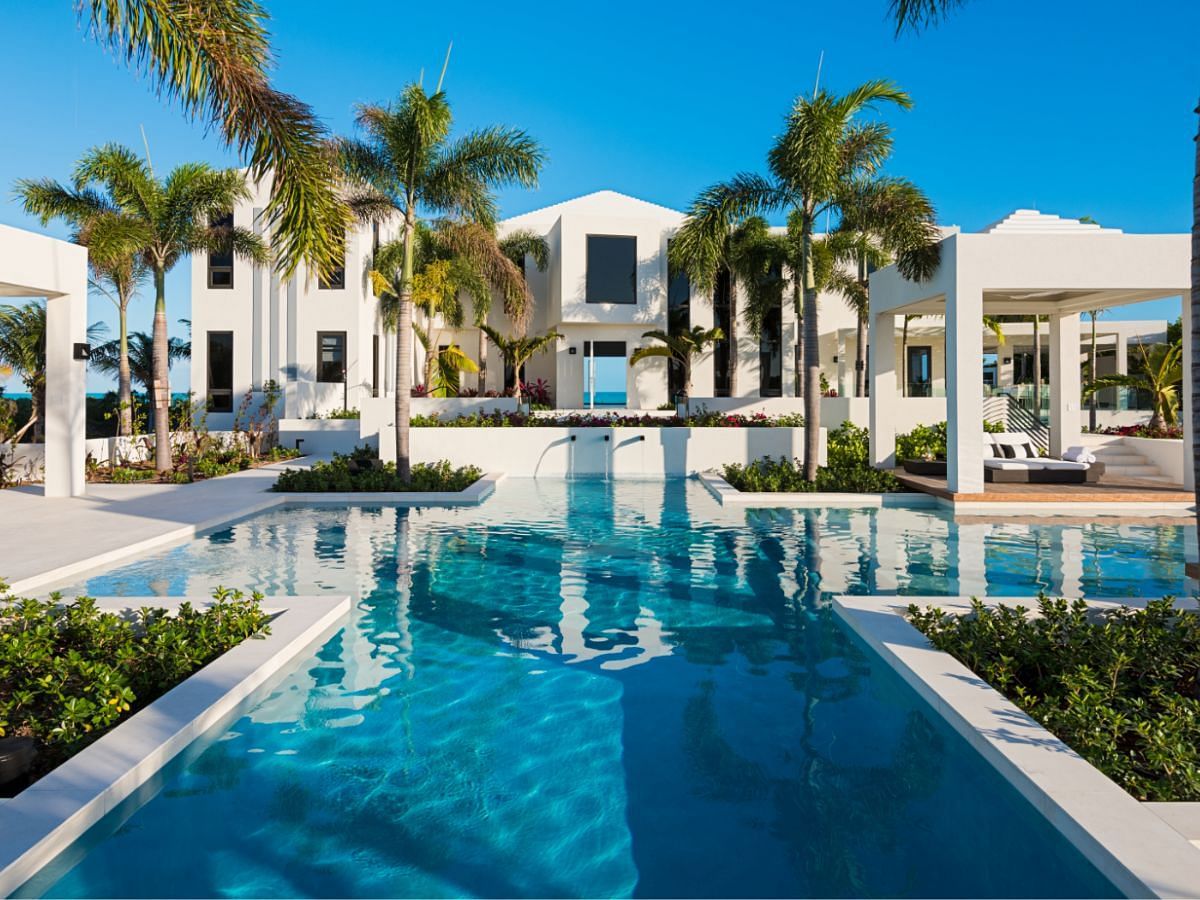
[[895, 471, 1194, 504]]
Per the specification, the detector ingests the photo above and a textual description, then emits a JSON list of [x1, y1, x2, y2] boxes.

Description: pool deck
[[0, 461, 503, 595]]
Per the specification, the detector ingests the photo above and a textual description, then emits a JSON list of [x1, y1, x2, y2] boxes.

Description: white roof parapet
[[980, 209, 1122, 235]]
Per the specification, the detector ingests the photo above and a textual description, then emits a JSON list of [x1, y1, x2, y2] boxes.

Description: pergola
[[0, 224, 88, 497], [867, 210, 1191, 494]]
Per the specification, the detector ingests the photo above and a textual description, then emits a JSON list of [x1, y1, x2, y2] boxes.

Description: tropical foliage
[[674, 80, 919, 481], [90, 331, 189, 397], [17, 145, 267, 472], [336, 80, 543, 478], [0, 584, 270, 783], [909, 596, 1200, 801], [410, 410, 806, 428], [273, 447, 481, 492], [721, 423, 903, 493], [629, 325, 725, 399], [1085, 340, 1182, 431], [480, 327, 561, 402]]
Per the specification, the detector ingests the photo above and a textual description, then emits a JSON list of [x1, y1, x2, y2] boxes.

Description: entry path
[[0, 460, 301, 595]]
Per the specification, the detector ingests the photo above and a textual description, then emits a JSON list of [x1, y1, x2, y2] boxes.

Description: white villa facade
[[189, 189, 1172, 430]]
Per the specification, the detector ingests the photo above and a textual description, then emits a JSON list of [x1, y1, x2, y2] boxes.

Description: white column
[[836, 333, 848, 397], [1116, 332, 1129, 375], [1049, 312, 1082, 458], [691, 285, 715, 396], [44, 289, 88, 497], [946, 285, 985, 494], [781, 291, 797, 397], [1183, 294, 1194, 491], [869, 312, 897, 468], [251, 206, 265, 388]]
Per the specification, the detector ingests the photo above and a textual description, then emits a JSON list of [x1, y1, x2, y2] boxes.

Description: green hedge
[[273, 448, 482, 493], [908, 596, 1200, 801], [720, 424, 902, 493], [0, 586, 270, 782]]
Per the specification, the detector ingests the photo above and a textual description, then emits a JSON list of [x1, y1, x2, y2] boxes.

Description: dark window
[[586, 235, 636, 304], [206, 331, 234, 412], [207, 212, 234, 289], [667, 243, 691, 400], [372, 222, 380, 256], [372, 335, 380, 397], [317, 331, 346, 383], [318, 234, 346, 290], [759, 301, 783, 397], [712, 268, 732, 397], [906, 345, 933, 397]]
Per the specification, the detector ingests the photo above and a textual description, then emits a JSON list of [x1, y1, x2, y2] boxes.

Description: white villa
[[189, 188, 1171, 436]]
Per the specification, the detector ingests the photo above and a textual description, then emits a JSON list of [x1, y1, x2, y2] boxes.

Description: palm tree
[[673, 81, 914, 480], [18, 145, 267, 473], [0, 303, 105, 444], [87, 249, 148, 436], [1085, 340, 1182, 432], [823, 177, 941, 397], [336, 81, 543, 479], [494, 230, 550, 390], [90, 330, 189, 408], [480, 327, 561, 403], [630, 326, 726, 400], [78, 0, 345, 278]]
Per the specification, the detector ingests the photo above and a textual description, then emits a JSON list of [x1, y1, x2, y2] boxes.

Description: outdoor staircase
[[1088, 442, 1174, 483], [982, 394, 1050, 453]]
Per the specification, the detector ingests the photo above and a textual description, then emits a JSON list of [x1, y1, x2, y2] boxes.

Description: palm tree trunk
[[1032, 314, 1042, 421], [1088, 312, 1098, 433], [478, 330, 488, 394], [793, 281, 803, 397], [396, 216, 414, 481], [801, 212, 821, 481], [1192, 96, 1200, 533], [855, 257, 868, 398], [118, 302, 132, 437], [512, 357, 523, 403], [30, 388, 43, 444], [152, 267, 171, 474]]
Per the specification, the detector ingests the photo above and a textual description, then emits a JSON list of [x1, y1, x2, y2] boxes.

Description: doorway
[[583, 341, 627, 407]]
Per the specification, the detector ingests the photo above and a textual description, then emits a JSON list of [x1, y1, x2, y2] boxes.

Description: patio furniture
[[902, 458, 947, 476], [983, 432, 1104, 484]]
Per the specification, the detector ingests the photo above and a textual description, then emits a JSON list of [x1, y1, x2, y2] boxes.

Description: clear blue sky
[[1, 0, 1196, 392]]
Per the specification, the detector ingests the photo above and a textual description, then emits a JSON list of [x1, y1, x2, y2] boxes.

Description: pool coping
[[0, 593, 352, 897], [832, 593, 1200, 899], [697, 470, 940, 508], [6, 472, 505, 596]]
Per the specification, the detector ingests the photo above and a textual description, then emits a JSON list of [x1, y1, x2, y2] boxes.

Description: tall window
[[372, 335, 380, 397], [207, 212, 234, 289], [906, 345, 933, 397], [317, 332, 346, 382], [759, 298, 783, 397], [712, 268, 732, 396], [586, 235, 636, 304], [206, 331, 234, 412], [667, 241, 690, 400], [318, 233, 346, 290]]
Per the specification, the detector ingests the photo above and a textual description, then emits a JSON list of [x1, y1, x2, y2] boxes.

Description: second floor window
[[586, 235, 636, 304], [207, 212, 234, 289], [318, 234, 346, 290]]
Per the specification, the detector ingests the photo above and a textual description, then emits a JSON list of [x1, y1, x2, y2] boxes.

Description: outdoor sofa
[[983, 432, 1104, 484]]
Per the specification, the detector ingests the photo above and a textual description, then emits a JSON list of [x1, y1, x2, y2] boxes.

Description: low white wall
[[1123, 436, 1185, 485], [819, 396, 947, 433], [278, 419, 360, 456], [358, 396, 518, 442], [689, 397, 806, 416], [396, 426, 827, 477]]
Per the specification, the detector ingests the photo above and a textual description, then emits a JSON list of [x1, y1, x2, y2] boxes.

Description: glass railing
[[983, 384, 1154, 416]]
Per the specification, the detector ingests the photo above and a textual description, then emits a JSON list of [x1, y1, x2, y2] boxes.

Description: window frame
[[316, 331, 347, 383], [585, 234, 637, 305], [207, 212, 235, 290], [206, 330, 235, 412]]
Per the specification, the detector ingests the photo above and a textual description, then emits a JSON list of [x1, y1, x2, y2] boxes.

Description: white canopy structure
[[867, 211, 1191, 495], [0, 225, 88, 497]]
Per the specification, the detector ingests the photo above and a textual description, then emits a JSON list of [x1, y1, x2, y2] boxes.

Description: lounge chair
[[983, 432, 1104, 484]]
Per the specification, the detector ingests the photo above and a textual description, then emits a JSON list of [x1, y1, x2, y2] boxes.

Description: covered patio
[[867, 210, 1192, 498], [0, 224, 89, 497]]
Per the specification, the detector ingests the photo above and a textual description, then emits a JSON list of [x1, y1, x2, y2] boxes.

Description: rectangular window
[[318, 233, 346, 290], [906, 345, 933, 397], [207, 212, 234, 289], [206, 331, 234, 412], [712, 268, 732, 397], [759, 301, 783, 397], [586, 235, 636, 304], [372, 335, 380, 397], [317, 331, 347, 383], [372, 221, 380, 256], [667, 246, 691, 400]]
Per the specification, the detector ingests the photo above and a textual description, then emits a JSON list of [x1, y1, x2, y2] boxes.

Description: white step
[[1092, 452, 1146, 465], [1104, 464, 1164, 478]]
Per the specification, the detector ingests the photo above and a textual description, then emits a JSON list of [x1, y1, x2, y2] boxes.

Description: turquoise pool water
[[21, 479, 1191, 897]]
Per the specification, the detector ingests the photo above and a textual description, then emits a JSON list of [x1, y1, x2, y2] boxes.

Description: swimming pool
[[18, 479, 1191, 897]]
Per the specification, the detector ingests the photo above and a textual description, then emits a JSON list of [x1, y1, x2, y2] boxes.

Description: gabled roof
[[980, 209, 1122, 235], [501, 190, 685, 225]]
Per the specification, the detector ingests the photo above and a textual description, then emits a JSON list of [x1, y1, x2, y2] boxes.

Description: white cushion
[[984, 458, 1046, 471], [1036, 458, 1090, 471]]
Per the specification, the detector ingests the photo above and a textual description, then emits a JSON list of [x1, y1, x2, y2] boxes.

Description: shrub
[[1099, 423, 1183, 440], [110, 466, 156, 483], [908, 596, 1200, 801], [721, 450, 902, 495], [273, 448, 482, 493], [411, 410, 805, 428], [0, 585, 270, 783], [896, 422, 947, 462]]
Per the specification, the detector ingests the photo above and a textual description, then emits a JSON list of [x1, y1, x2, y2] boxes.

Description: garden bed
[[273, 448, 483, 493], [411, 410, 805, 428], [89, 445, 302, 485]]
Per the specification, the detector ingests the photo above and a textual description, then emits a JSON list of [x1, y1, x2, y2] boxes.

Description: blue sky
[[1, 0, 1196, 392]]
